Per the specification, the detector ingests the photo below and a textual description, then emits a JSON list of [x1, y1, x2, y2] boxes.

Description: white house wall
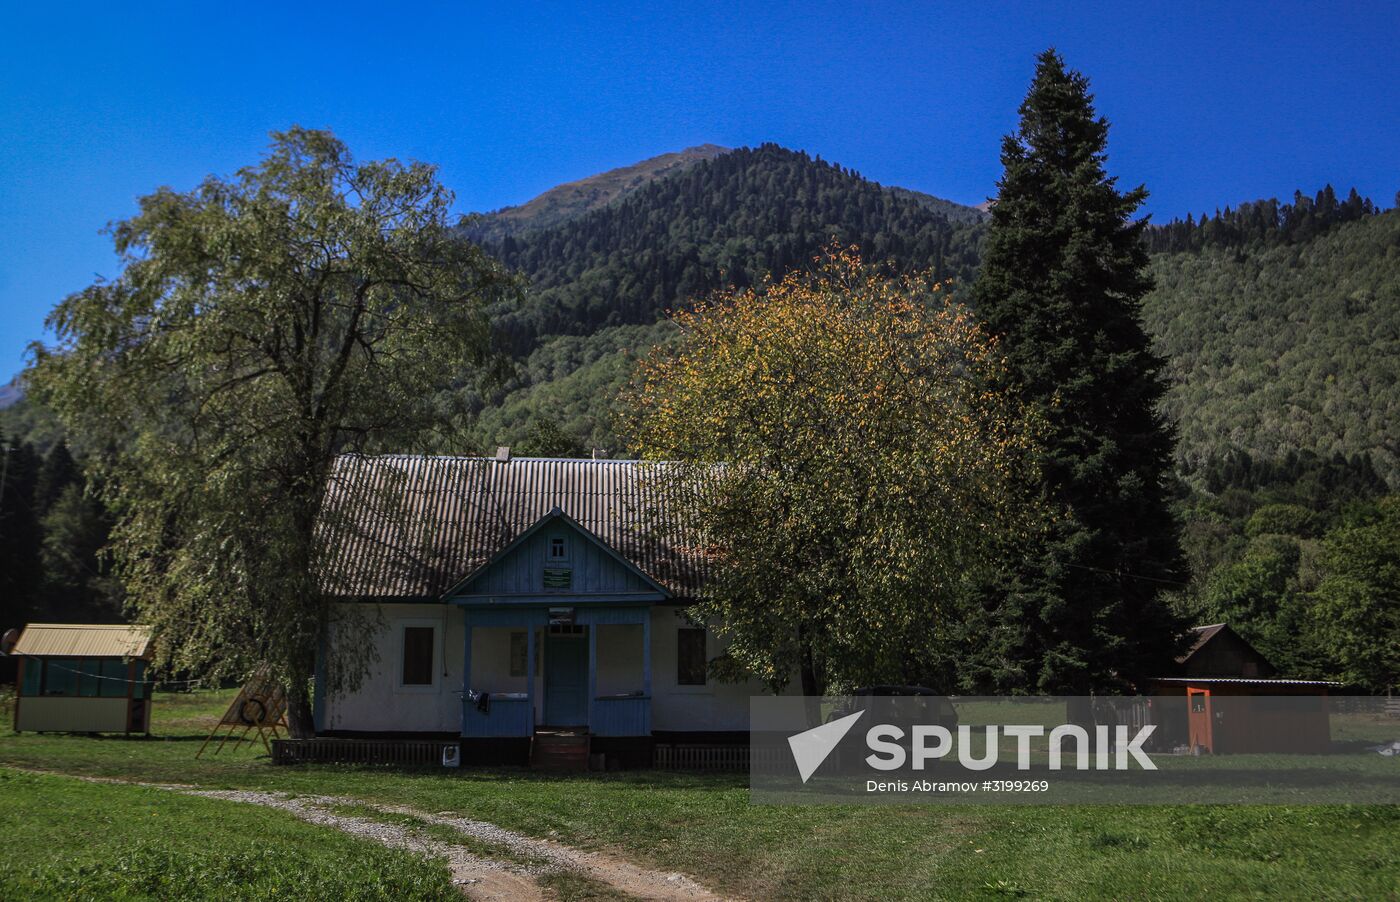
[[649, 606, 791, 732], [322, 603, 462, 734], [323, 603, 791, 735]]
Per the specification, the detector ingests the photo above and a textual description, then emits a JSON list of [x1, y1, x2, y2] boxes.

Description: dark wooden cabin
[[1146, 624, 1337, 754]]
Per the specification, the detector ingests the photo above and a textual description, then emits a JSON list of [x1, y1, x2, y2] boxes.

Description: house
[[1145, 623, 1338, 754], [11, 623, 155, 734], [315, 452, 787, 766]]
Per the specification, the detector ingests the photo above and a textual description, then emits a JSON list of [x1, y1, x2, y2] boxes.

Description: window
[[42, 659, 78, 696], [131, 660, 149, 699], [548, 535, 569, 561], [510, 631, 528, 677], [76, 659, 103, 697], [20, 659, 41, 696], [100, 659, 129, 698], [401, 626, 435, 686], [677, 628, 707, 686]]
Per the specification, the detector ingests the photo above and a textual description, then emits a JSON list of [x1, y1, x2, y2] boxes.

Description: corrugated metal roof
[[13, 623, 153, 658], [318, 455, 709, 599]]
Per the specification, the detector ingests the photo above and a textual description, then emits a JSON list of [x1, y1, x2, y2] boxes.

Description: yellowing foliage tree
[[624, 248, 1044, 695]]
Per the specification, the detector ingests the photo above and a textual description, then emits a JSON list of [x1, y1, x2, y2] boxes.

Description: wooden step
[[532, 731, 591, 771]]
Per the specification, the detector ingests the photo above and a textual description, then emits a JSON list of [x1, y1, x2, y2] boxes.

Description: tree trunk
[[284, 676, 316, 739], [799, 628, 825, 726]]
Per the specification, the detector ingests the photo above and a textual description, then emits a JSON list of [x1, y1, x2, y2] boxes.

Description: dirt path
[[190, 789, 547, 902], [26, 770, 729, 901], [374, 802, 724, 901], [189, 789, 727, 901]]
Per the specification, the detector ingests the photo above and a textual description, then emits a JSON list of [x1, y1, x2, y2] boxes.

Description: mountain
[[0, 377, 22, 410], [1144, 207, 1399, 483], [455, 144, 990, 451], [464, 162, 1398, 489], [466, 144, 730, 242], [476, 143, 987, 357], [889, 186, 990, 225]]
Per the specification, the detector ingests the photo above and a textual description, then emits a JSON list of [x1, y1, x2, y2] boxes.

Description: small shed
[[1146, 624, 1338, 754], [11, 624, 155, 734]]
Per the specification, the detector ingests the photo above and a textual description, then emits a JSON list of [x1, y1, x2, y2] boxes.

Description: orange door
[[1187, 687, 1213, 753]]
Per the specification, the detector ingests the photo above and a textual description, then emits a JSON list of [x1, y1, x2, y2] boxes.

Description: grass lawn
[[0, 769, 460, 901], [2, 689, 1398, 900]]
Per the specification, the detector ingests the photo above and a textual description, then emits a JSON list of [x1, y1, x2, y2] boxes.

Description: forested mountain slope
[[477, 143, 987, 355], [467, 171, 1398, 488], [1143, 208, 1399, 484]]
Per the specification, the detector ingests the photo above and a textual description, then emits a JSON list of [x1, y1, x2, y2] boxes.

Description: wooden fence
[[272, 738, 457, 767], [652, 744, 790, 772]]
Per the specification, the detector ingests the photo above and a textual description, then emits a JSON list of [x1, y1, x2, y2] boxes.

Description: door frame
[[1187, 686, 1213, 753], [542, 629, 589, 727]]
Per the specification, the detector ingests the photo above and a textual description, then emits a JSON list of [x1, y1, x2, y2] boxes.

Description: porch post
[[526, 623, 536, 732], [312, 625, 327, 734], [587, 623, 598, 732], [641, 609, 652, 699], [460, 617, 473, 736]]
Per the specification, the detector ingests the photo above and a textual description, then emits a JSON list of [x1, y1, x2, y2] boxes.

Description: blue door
[[544, 633, 588, 726]]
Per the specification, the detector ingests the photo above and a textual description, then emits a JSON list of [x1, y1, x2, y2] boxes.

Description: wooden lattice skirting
[[272, 738, 458, 766], [652, 744, 781, 771]]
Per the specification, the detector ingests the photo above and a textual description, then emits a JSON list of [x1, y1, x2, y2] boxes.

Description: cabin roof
[[318, 455, 708, 599], [1150, 677, 1341, 686], [13, 623, 153, 658], [1177, 623, 1229, 663]]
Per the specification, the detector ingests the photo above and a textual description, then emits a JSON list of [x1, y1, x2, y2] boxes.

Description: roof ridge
[[336, 453, 645, 464], [24, 623, 148, 630]]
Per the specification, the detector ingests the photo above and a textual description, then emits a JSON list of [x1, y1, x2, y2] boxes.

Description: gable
[[451, 512, 668, 598], [1180, 625, 1277, 678]]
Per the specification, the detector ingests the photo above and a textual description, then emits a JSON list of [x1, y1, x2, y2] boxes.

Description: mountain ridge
[[466, 143, 988, 243], [465, 144, 731, 241]]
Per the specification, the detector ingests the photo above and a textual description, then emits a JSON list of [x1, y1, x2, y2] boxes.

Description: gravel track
[[22, 770, 729, 900]]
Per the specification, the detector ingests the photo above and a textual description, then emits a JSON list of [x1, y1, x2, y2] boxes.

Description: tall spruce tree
[[969, 50, 1186, 693]]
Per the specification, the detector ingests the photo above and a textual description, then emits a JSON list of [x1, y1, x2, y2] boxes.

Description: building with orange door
[[1145, 624, 1338, 754]]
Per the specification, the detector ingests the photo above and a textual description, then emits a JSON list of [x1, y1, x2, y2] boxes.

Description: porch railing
[[462, 693, 534, 737], [591, 694, 650, 736]]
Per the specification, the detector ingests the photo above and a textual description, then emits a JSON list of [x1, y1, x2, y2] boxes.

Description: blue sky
[[2, 1, 1398, 381]]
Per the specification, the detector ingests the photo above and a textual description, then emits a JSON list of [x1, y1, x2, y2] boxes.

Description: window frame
[[676, 627, 708, 687], [42, 658, 79, 697], [509, 630, 534, 677], [395, 619, 440, 693]]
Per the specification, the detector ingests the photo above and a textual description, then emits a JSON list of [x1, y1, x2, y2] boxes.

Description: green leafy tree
[[1311, 496, 1400, 693], [39, 483, 122, 622], [1201, 535, 1322, 675], [29, 128, 515, 735], [969, 50, 1186, 692], [1244, 503, 1320, 539], [625, 249, 1044, 695], [514, 417, 587, 458]]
